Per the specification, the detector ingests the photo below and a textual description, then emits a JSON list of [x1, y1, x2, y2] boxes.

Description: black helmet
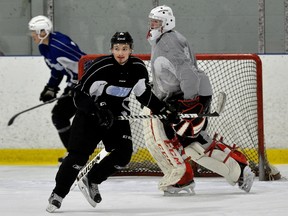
[[110, 32, 133, 48]]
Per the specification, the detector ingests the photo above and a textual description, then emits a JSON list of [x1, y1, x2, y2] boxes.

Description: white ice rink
[[0, 165, 287, 216]]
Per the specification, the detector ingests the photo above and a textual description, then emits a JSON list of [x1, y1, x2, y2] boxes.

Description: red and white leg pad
[[185, 140, 242, 186], [142, 108, 186, 191]]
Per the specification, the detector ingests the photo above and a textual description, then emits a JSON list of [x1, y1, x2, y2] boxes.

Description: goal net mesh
[[79, 53, 271, 179]]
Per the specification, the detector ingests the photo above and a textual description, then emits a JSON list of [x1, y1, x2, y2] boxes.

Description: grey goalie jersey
[[150, 30, 212, 101]]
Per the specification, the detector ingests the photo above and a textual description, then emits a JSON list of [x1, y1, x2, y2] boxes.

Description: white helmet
[[28, 15, 53, 35], [149, 5, 175, 32], [147, 5, 175, 43]]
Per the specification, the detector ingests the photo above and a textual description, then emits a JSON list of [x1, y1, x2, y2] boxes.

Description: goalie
[[144, 5, 255, 196]]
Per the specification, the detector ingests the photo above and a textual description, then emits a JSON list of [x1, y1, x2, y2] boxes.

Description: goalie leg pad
[[215, 143, 248, 165], [208, 135, 255, 191], [177, 161, 194, 185], [185, 142, 241, 185], [142, 107, 186, 190]]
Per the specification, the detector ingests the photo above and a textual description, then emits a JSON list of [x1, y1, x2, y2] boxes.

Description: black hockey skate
[[46, 192, 63, 213], [78, 176, 102, 207]]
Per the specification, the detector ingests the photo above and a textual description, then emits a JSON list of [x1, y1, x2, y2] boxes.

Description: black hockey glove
[[39, 85, 60, 102], [63, 85, 75, 97], [94, 101, 114, 129], [158, 105, 180, 127]]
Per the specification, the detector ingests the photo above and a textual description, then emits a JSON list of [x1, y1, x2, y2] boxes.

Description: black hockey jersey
[[74, 55, 165, 116]]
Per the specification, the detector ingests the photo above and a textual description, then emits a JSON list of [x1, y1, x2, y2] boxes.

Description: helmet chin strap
[[37, 31, 50, 44]]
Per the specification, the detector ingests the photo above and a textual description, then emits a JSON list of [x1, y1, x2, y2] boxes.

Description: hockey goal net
[[78, 53, 273, 180]]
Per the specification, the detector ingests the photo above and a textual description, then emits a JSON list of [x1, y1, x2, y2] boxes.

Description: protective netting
[[79, 54, 269, 178]]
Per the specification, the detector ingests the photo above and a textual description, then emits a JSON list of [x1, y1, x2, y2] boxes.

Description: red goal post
[[78, 53, 273, 181]]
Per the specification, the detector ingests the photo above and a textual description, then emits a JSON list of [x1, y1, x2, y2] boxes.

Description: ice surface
[[0, 165, 287, 216]]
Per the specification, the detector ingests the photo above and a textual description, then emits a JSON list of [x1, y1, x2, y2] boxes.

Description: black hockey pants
[[53, 110, 133, 198], [51, 87, 77, 149]]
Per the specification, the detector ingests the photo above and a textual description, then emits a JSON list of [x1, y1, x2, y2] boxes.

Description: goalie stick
[[118, 92, 227, 120], [117, 112, 218, 120], [7, 94, 69, 126]]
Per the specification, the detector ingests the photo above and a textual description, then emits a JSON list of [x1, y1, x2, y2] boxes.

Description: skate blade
[[70, 181, 77, 191], [240, 173, 255, 192], [46, 204, 58, 213], [78, 181, 97, 207], [239, 167, 255, 193], [164, 187, 195, 196], [164, 191, 195, 196]]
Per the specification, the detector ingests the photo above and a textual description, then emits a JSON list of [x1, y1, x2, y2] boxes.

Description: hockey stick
[[117, 92, 227, 120], [117, 112, 218, 120], [70, 148, 109, 191], [7, 94, 69, 126], [214, 91, 226, 114]]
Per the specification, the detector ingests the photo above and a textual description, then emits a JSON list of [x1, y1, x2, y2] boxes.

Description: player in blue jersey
[[28, 15, 86, 161]]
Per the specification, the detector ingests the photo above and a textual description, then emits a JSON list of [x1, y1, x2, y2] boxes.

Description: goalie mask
[[173, 97, 207, 138], [147, 5, 175, 44]]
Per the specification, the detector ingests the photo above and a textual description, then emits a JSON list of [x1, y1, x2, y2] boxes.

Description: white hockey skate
[[78, 176, 101, 207], [46, 192, 63, 213], [164, 180, 196, 196], [238, 166, 255, 192]]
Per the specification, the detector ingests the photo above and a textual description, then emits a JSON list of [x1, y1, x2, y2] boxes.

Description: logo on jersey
[[72, 164, 83, 170], [106, 85, 132, 97], [123, 135, 132, 141]]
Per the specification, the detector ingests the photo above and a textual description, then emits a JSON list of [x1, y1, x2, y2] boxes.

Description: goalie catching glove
[[172, 96, 211, 138]]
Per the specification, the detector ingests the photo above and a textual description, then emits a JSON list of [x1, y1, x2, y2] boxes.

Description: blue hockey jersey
[[38, 31, 86, 88]]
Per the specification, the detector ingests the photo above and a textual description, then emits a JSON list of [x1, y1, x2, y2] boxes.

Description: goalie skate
[[78, 176, 101, 207], [164, 180, 196, 196], [238, 166, 255, 192]]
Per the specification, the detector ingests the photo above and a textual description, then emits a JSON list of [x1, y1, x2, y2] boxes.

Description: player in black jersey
[[46, 32, 176, 212]]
